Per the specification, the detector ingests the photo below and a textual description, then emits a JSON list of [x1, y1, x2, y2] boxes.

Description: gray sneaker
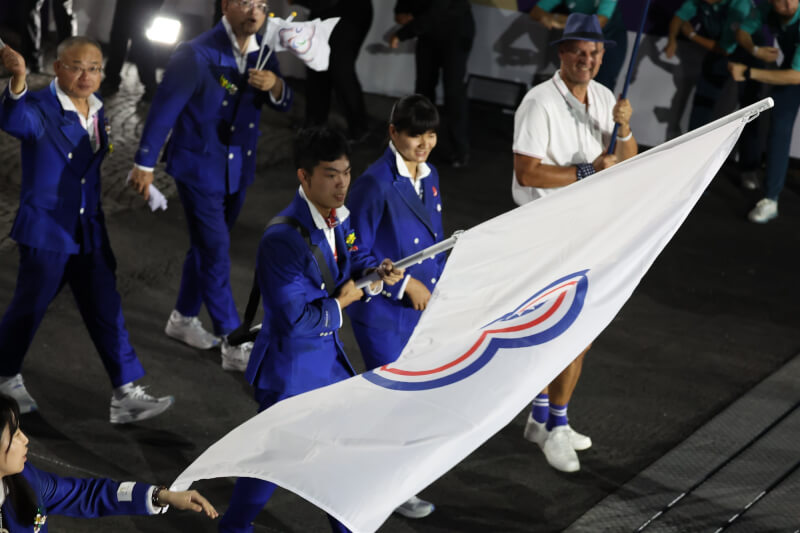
[[221, 338, 253, 372], [0, 374, 38, 414], [109, 385, 174, 424], [748, 198, 778, 223], [394, 496, 435, 519], [165, 310, 221, 349]]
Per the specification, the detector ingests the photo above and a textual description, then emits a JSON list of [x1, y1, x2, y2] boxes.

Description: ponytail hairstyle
[[388, 94, 440, 136], [0, 394, 37, 526]]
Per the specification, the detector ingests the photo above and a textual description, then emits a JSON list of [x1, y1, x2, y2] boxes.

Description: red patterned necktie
[[326, 208, 338, 228], [326, 209, 338, 261]]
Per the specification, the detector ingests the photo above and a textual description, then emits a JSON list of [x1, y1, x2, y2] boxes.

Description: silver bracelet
[[616, 131, 633, 142], [688, 31, 697, 39], [752, 45, 759, 56]]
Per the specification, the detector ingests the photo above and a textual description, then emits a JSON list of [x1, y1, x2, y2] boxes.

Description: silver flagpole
[[258, 12, 297, 71], [254, 13, 273, 72], [355, 231, 464, 289]]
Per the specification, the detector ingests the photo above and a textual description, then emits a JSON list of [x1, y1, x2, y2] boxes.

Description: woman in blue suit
[[0, 394, 217, 532], [345, 95, 446, 519]]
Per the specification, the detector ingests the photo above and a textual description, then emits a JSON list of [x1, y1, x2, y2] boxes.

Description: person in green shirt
[[665, 0, 767, 190], [529, 0, 627, 90], [729, 0, 800, 223]]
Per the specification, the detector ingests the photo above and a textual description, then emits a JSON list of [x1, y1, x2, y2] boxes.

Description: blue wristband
[[576, 163, 595, 180]]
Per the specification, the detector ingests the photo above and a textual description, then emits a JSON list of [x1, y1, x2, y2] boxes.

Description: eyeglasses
[[60, 64, 103, 76], [233, 0, 268, 13]]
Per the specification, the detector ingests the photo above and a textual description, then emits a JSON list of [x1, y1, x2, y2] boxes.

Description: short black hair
[[294, 126, 351, 174], [56, 36, 103, 59], [389, 94, 439, 136], [0, 394, 38, 526]]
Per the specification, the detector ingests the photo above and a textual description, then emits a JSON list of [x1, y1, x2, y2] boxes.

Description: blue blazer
[[0, 84, 110, 254], [346, 147, 446, 332], [245, 192, 371, 399], [1, 463, 154, 532], [134, 21, 293, 194]]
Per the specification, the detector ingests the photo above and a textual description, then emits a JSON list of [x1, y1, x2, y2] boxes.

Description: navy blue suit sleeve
[[0, 88, 45, 141], [135, 44, 201, 167], [259, 230, 342, 335], [29, 466, 152, 518], [261, 52, 293, 113]]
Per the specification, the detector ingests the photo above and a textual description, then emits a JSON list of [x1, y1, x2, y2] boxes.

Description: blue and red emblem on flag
[[363, 270, 589, 391]]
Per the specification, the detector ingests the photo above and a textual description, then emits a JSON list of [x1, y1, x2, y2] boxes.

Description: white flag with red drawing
[[171, 101, 771, 532], [263, 16, 339, 71]]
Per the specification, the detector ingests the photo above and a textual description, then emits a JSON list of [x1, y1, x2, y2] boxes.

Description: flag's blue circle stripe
[[362, 272, 589, 391]]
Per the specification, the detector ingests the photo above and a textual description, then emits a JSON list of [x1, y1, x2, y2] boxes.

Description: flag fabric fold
[[264, 16, 340, 71], [171, 108, 756, 532]]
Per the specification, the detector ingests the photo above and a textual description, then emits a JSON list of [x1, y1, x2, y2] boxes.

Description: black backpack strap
[[227, 215, 337, 346], [271, 216, 337, 298]]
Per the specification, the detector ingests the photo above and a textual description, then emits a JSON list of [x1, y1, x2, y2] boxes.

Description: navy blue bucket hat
[[550, 13, 617, 48]]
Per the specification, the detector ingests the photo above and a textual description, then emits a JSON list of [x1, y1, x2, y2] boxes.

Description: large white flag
[[264, 16, 340, 71], [172, 102, 771, 532]]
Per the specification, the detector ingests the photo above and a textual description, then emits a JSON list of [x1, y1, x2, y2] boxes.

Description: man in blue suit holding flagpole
[[129, 0, 293, 371], [221, 126, 403, 532], [0, 37, 174, 423]]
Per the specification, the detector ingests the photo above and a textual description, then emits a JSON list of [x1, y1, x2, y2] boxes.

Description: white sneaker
[[0, 374, 38, 414], [523, 415, 592, 451], [740, 170, 759, 190], [748, 198, 778, 223], [109, 385, 174, 424], [394, 495, 435, 519], [542, 426, 580, 473], [523, 415, 549, 447], [221, 338, 253, 372], [165, 310, 221, 349], [567, 425, 592, 451]]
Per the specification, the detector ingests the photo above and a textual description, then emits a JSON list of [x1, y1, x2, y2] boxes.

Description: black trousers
[[415, 19, 474, 161], [305, 0, 373, 138], [21, 0, 75, 66], [689, 49, 765, 172], [103, 0, 164, 91]]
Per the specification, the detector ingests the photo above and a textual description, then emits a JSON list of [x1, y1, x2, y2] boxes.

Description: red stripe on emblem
[[382, 290, 568, 377]]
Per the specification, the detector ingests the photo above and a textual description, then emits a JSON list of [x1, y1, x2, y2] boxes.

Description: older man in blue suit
[[220, 127, 402, 533], [128, 0, 293, 371], [0, 38, 173, 423]]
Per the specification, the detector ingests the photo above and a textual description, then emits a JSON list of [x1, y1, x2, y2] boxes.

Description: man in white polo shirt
[[512, 13, 637, 473]]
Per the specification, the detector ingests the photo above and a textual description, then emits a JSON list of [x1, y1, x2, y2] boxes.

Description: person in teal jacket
[[729, 0, 800, 223], [529, 0, 627, 90], [665, 0, 765, 189]]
